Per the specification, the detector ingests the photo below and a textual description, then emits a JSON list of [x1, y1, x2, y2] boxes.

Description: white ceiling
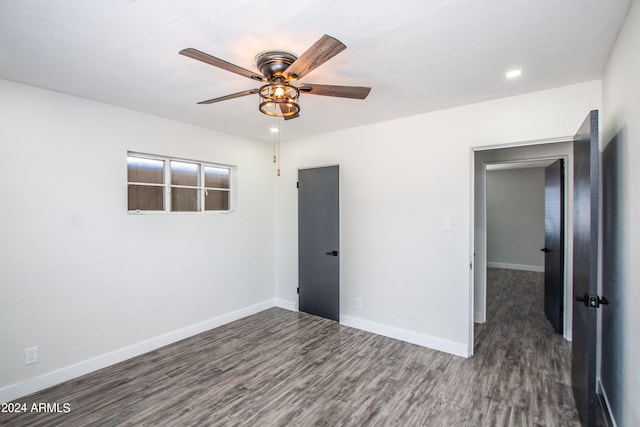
[[0, 0, 631, 142]]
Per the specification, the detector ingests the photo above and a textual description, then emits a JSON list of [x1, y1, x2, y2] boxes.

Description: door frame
[[470, 137, 574, 354]]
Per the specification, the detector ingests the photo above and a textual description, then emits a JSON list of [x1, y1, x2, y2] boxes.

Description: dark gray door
[[298, 166, 339, 321], [543, 160, 565, 334], [572, 110, 599, 426]]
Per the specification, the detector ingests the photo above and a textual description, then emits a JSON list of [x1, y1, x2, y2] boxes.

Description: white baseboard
[[597, 378, 618, 427], [340, 315, 470, 358], [0, 299, 275, 403], [274, 298, 297, 311], [487, 262, 544, 273]]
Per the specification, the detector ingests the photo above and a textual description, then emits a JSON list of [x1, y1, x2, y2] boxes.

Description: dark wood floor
[[1, 268, 580, 426]]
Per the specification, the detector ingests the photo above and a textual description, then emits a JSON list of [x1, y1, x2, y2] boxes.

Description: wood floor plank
[[1, 268, 581, 426]]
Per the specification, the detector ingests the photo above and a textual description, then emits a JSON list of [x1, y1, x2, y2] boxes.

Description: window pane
[[204, 166, 230, 189], [128, 185, 164, 210], [205, 190, 230, 211], [171, 161, 199, 186], [171, 187, 199, 212], [127, 157, 164, 184]]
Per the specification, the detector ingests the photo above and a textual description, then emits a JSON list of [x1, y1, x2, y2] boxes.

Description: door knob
[[576, 293, 610, 308], [575, 293, 589, 307], [325, 250, 338, 256], [540, 248, 550, 253]]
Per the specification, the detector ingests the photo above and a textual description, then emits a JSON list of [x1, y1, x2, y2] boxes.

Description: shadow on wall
[[600, 125, 626, 422]]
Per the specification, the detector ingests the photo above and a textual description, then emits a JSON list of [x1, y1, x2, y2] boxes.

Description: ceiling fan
[[179, 34, 371, 120]]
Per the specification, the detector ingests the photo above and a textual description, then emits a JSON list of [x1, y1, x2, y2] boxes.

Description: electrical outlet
[[355, 297, 363, 309], [25, 346, 38, 365]]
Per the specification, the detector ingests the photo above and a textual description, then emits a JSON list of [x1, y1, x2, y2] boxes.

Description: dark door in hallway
[[572, 110, 599, 427], [543, 160, 565, 334], [298, 166, 340, 321]]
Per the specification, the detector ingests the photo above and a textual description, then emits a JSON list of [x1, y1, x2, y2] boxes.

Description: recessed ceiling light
[[506, 69, 523, 79]]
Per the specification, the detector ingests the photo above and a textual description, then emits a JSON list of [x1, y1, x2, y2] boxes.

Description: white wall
[[275, 80, 601, 357], [486, 167, 545, 270], [0, 79, 275, 400], [601, 0, 640, 425]]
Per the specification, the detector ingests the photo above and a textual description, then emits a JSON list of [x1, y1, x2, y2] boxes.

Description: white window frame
[[127, 152, 234, 214]]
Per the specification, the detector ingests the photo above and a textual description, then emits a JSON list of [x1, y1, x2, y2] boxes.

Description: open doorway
[[485, 162, 549, 276], [471, 139, 574, 353], [485, 160, 565, 335]]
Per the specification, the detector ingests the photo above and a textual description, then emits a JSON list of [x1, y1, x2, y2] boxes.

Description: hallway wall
[[486, 167, 545, 271]]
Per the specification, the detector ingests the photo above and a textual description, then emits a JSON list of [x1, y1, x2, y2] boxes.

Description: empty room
[[1, 1, 638, 426]]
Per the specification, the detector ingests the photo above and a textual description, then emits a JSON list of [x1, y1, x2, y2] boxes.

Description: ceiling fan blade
[[197, 88, 259, 104], [299, 83, 371, 99], [284, 35, 346, 81], [180, 48, 264, 82]]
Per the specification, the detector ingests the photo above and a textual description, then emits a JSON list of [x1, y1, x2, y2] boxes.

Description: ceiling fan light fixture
[[259, 99, 300, 117], [258, 81, 300, 117]]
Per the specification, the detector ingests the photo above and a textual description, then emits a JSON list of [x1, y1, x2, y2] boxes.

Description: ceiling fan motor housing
[[255, 51, 298, 79]]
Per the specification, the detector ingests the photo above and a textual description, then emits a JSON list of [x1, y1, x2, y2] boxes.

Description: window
[[127, 157, 165, 211], [127, 153, 232, 213]]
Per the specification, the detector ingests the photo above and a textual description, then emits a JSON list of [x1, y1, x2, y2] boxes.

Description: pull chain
[[276, 123, 281, 176], [272, 118, 281, 176], [272, 117, 277, 164]]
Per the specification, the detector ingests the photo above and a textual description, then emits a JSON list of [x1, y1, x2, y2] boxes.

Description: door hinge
[[297, 287, 299, 294], [296, 182, 299, 189], [575, 293, 609, 308]]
